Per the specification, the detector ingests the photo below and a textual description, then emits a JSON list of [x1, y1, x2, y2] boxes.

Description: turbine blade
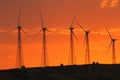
[[32, 29, 42, 40], [107, 41, 112, 54], [40, 12, 44, 28], [70, 15, 76, 28], [18, 10, 21, 26], [56, 28, 67, 33], [46, 29, 55, 33], [72, 32, 79, 41], [105, 27, 112, 40], [21, 28, 30, 36], [7, 27, 17, 33], [77, 23, 86, 32], [83, 36, 86, 48]]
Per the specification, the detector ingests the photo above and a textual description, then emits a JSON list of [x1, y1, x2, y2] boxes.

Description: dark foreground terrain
[[0, 64, 120, 80]]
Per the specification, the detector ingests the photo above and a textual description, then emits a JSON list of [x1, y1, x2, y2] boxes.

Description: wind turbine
[[68, 15, 78, 65], [106, 27, 116, 64], [78, 23, 90, 64], [15, 11, 25, 68], [8, 11, 28, 68], [33, 13, 51, 67], [39, 13, 49, 67]]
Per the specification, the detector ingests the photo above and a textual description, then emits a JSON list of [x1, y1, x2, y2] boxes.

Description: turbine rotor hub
[[43, 27, 46, 30], [18, 26, 21, 29], [69, 27, 74, 30], [86, 31, 89, 34], [112, 39, 116, 41]]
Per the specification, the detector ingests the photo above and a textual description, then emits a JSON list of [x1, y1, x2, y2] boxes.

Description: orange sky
[[0, 0, 120, 69]]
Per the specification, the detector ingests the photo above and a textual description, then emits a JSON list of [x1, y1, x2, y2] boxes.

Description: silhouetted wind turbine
[[106, 27, 116, 64], [16, 11, 25, 68], [33, 13, 51, 67], [39, 13, 49, 67], [68, 15, 78, 65], [78, 23, 90, 64], [8, 11, 27, 68]]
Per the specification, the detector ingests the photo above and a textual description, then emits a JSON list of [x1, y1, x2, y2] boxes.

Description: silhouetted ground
[[0, 64, 120, 80]]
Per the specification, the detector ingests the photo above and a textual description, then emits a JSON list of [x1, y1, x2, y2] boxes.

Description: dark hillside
[[0, 64, 120, 80]]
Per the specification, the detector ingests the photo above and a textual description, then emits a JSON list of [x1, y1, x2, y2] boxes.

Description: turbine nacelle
[[85, 31, 90, 34], [69, 27, 74, 30], [112, 39, 116, 42], [17, 26, 22, 30], [42, 27, 47, 31]]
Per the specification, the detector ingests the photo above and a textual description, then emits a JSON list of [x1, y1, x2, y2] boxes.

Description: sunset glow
[[0, 0, 120, 69]]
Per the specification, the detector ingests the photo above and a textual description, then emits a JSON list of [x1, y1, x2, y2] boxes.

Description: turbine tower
[[106, 27, 116, 64], [68, 15, 77, 65], [16, 11, 24, 68], [78, 24, 90, 64]]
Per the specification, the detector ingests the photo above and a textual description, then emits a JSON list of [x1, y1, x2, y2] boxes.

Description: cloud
[[100, 0, 119, 8], [110, 0, 119, 7], [100, 0, 109, 8]]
